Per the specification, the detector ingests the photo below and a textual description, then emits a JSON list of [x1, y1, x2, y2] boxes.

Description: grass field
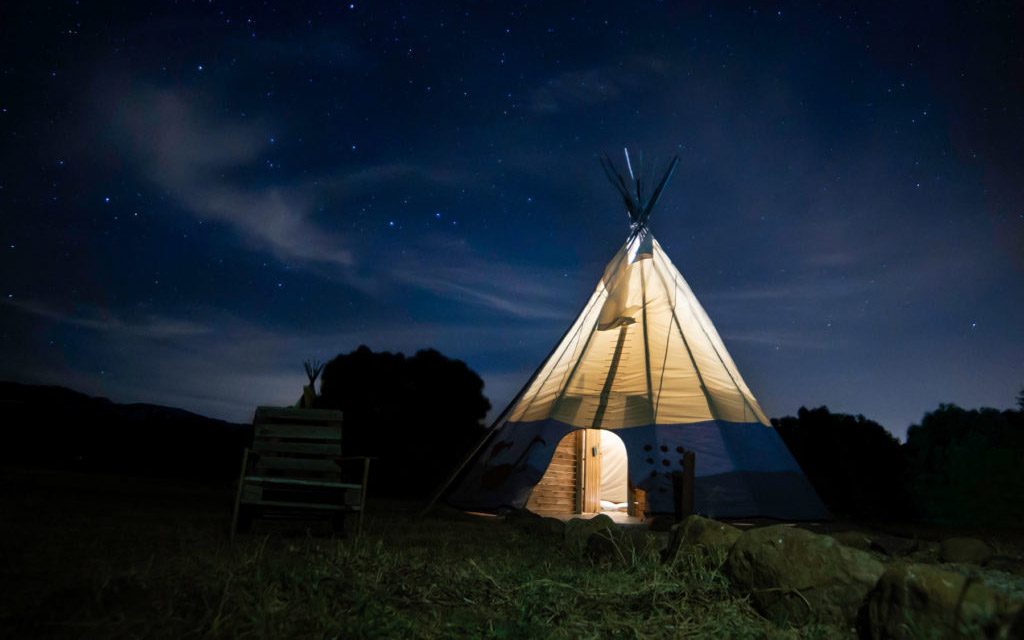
[[0, 466, 855, 639]]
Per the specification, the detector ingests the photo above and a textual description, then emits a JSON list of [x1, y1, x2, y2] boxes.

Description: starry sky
[[1, 2, 1022, 439]]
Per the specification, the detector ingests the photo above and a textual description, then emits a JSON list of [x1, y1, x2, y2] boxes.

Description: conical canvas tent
[[445, 154, 826, 520]]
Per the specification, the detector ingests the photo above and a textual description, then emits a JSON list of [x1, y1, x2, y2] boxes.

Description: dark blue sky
[[1, 2, 1021, 438]]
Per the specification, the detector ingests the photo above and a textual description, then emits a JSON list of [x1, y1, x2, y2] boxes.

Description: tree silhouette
[[317, 346, 490, 498], [905, 403, 1024, 526], [773, 406, 909, 520]]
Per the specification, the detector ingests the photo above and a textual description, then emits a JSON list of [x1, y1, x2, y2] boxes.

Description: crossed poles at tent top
[[599, 149, 680, 242]]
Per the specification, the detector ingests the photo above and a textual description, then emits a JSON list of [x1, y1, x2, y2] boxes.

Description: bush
[[317, 345, 490, 498], [773, 407, 910, 520], [904, 404, 1024, 526]]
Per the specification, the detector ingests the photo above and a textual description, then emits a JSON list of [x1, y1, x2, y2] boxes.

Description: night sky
[[1, 2, 1022, 439]]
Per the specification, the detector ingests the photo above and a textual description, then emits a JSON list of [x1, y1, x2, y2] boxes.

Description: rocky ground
[[530, 511, 1024, 638]]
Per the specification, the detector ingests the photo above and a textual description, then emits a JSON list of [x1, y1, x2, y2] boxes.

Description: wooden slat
[[543, 472, 576, 479], [529, 501, 575, 509], [535, 486, 576, 495], [240, 498, 361, 511], [255, 406, 343, 422], [253, 456, 341, 473], [243, 475, 361, 489], [255, 424, 341, 440], [252, 441, 341, 455], [529, 498, 575, 508], [545, 463, 576, 471]]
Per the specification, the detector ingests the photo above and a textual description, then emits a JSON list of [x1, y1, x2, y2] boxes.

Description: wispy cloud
[[111, 86, 580, 318], [0, 298, 559, 421], [722, 328, 832, 350], [118, 89, 357, 267], [530, 56, 670, 114], [2, 298, 211, 339], [389, 235, 579, 320], [702, 279, 871, 303]]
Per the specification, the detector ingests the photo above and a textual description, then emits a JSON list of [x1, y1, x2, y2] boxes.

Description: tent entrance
[[525, 429, 631, 516]]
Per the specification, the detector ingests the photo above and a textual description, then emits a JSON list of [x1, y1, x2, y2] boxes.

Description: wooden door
[[525, 431, 580, 516], [580, 429, 603, 513]]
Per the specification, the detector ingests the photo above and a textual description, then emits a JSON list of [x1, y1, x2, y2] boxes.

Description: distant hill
[[0, 382, 250, 482]]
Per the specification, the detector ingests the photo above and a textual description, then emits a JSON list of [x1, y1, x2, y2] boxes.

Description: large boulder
[[862, 562, 1024, 639], [830, 531, 925, 560], [941, 537, 994, 565], [831, 531, 875, 553], [725, 525, 885, 627], [870, 534, 923, 559], [503, 509, 566, 539], [664, 515, 741, 563], [564, 514, 615, 554], [985, 556, 1024, 579]]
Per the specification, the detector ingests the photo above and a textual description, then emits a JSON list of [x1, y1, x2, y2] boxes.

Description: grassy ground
[[0, 467, 851, 639]]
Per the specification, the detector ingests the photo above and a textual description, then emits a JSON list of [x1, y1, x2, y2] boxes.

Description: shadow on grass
[[1, 467, 850, 639]]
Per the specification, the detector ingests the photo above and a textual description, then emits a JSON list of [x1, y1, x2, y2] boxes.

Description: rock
[[870, 534, 920, 558], [831, 531, 874, 553], [585, 527, 625, 561], [646, 515, 676, 532], [512, 515, 565, 538], [984, 556, 1024, 578], [664, 515, 741, 563], [907, 540, 942, 564], [1010, 607, 1024, 638], [831, 531, 924, 559], [941, 537, 994, 565], [504, 509, 566, 538], [862, 562, 1024, 639], [564, 514, 615, 554], [503, 507, 541, 523], [725, 525, 885, 627]]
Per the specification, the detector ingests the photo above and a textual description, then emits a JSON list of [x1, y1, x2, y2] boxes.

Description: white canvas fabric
[[599, 429, 628, 504], [508, 232, 768, 429], [443, 163, 828, 519]]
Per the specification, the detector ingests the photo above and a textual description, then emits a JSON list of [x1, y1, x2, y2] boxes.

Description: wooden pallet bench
[[231, 406, 370, 538]]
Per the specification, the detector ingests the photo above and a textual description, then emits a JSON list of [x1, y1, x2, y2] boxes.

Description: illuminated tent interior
[[444, 153, 826, 520]]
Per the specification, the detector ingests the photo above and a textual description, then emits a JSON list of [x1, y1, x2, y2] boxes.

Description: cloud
[[530, 56, 670, 114], [118, 89, 356, 267], [111, 86, 581, 318], [0, 297, 562, 422], [701, 279, 871, 303], [722, 328, 832, 350], [2, 298, 211, 339], [389, 235, 580, 320]]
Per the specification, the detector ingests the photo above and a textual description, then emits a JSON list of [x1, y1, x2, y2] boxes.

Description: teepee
[[444, 153, 826, 520]]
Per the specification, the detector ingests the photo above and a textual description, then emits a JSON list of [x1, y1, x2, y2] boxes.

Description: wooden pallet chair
[[231, 406, 370, 539]]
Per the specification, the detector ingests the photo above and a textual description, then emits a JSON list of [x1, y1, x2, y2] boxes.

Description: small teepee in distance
[[297, 360, 324, 409], [444, 151, 826, 519]]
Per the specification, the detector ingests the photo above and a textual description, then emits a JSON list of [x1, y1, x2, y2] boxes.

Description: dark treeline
[[4, 359, 1022, 528], [774, 398, 1024, 527]]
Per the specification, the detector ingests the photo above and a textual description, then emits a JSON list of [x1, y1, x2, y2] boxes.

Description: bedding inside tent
[[599, 429, 628, 510]]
